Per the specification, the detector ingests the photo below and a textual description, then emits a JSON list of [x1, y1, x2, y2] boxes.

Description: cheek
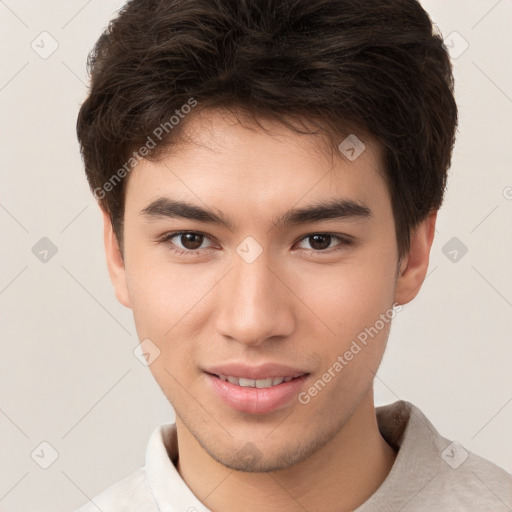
[[125, 260, 216, 394], [298, 255, 397, 340], [125, 252, 220, 343], [293, 245, 398, 398], [296, 266, 396, 410]]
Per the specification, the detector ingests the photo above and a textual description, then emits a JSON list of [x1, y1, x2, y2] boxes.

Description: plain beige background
[[1, 1, 511, 511]]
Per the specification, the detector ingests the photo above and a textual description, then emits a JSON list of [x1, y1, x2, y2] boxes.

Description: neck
[[175, 389, 396, 512]]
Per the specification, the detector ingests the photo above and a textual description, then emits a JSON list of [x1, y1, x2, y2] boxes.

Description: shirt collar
[[145, 423, 211, 512]]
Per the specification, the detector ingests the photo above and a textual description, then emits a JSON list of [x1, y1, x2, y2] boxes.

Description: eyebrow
[[140, 197, 372, 231]]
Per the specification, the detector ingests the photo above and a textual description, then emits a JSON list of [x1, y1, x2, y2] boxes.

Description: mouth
[[203, 369, 311, 415], [207, 373, 305, 388]]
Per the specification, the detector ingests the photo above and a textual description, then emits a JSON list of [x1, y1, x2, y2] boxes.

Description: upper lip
[[204, 363, 309, 380]]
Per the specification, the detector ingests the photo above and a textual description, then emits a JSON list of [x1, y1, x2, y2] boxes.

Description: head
[[77, 0, 457, 471]]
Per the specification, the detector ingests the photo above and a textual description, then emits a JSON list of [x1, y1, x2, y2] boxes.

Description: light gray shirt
[[76, 400, 512, 511]]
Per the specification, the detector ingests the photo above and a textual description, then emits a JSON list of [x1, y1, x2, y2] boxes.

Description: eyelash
[[157, 231, 353, 257]]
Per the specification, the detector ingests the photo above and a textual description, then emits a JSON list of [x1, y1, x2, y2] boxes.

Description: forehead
[[124, 109, 390, 221]]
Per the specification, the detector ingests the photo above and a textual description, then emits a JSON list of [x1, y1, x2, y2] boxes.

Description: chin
[[195, 426, 334, 473]]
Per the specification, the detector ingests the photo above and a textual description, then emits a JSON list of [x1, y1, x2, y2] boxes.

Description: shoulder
[[428, 441, 512, 509], [402, 449, 512, 511], [75, 466, 158, 512], [371, 401, 512, 511]]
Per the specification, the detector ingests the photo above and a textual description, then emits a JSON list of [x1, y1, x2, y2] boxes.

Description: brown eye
[[296, 233, 352, 253], [178, 232, 205, 250], [160, 231, 214, 254], [308, 234, 333, 251]]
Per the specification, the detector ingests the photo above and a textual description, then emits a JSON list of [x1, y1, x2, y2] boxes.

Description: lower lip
[[205, 373, 309, 415]]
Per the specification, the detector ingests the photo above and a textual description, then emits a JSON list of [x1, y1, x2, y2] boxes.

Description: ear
[[101, 208, 131, 308], [394, 211, 437, 306]]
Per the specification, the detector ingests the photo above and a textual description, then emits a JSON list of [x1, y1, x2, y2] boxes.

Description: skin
[[102, 109, 436, 512]]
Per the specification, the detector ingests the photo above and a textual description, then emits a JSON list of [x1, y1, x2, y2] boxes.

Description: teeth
[[257, 378, 275, 388], [239, 378, 256, 387], [218, 374, 297, 388]]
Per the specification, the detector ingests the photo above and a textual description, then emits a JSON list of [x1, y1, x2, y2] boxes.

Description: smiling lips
[[204, 362, 310, 414], [217, 375, 295, 388]]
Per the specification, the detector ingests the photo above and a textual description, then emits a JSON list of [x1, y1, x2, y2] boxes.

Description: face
[[104, 109, 432, 472]]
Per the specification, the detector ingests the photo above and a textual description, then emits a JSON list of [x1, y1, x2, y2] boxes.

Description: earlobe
[[101, 208, 131, 309], [394, 211, 437, 306]]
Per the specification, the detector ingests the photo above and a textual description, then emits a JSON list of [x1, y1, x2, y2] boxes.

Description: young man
[[75, 0, 511, 510]]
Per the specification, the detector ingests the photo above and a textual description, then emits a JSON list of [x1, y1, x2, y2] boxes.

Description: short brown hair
[[76, 0, 458, 258]]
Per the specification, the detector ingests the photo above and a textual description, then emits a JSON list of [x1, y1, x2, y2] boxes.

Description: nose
[[214, 249, 296, 346]]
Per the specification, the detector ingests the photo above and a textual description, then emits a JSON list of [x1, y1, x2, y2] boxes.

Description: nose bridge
[[215, 247, 294, 345]]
